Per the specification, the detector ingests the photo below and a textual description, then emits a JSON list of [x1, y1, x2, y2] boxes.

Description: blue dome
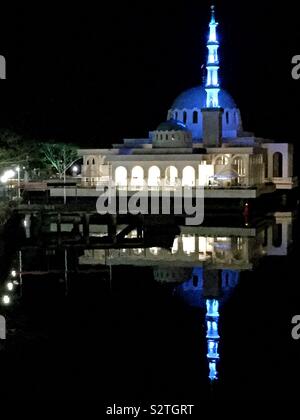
[[171, 85, 237, 110]]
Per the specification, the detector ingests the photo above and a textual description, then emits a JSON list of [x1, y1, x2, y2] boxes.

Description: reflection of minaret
[[203, 269, 221, 381], [206, 299, 220, 381], [173, 267, 240, 382], [202, 270, 237, 382], [203, 269, 221, 298]]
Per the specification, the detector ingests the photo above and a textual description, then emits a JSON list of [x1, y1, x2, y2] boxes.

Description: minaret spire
[[202, 5, 224, 146], [205, 5, 220, 108]]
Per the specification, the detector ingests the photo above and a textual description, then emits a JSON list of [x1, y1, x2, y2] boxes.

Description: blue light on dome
[[171, 86, 236, 111]]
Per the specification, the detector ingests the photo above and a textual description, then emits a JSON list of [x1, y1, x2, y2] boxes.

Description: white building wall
[[263, 143, 295, 189]]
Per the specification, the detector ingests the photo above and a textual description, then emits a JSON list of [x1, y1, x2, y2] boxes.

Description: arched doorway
[[182, 166, 196, 187], [273, 152, 283, 177], [165, 166, 178, 186], [215, 155, 229, 166], [131, 166, 144, 188], [148, 166, 160, 187], [233, 156, 245, 185], [115, 166, 127, 187], [272, 224, 283, 248]]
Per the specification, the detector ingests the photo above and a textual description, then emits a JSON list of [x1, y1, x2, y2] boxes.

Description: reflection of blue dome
[[174, 268, 240, 309], [172, 85, 237, 110]]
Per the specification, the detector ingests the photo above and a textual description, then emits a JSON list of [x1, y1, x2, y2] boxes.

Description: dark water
[[0, 211, 300, 403]]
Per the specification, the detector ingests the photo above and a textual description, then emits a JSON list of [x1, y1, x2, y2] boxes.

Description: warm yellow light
[[2, 295, 11, 305], [115, 166, 127, 187], [182, 166, 195, 187], [7, 282, 14, 291], [1, 169, 15, 183], [171, 237, 179, 254], [149, 247, 160, 255], [131, 166, 144, 188], [148, 166, 160, 187], [182, 235, 195, 255], [199, 164, 214, 186]]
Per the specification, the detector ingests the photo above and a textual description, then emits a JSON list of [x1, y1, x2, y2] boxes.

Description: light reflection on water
[[0, 211, 295, 387], [206, 299, 220, 381]]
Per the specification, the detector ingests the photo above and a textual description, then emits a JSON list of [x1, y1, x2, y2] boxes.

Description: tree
[[0, 129, 33, 166], [39, 142, 78, 179]]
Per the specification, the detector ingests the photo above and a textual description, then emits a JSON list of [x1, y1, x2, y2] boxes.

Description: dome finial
[[210, 5, 216, 23]]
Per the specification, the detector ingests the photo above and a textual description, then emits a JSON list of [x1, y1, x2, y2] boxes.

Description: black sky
[[1, 1, 300, 157]]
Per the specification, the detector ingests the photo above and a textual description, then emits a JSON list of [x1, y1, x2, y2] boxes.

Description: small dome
[[156, 119, 188, 132], [172, 85, 237, 110]]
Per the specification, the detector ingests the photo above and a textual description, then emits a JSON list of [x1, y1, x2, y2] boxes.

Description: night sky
[[1, 1, 300, 163]]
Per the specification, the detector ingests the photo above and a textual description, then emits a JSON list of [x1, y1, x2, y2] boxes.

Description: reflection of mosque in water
[[174, 268, 238, 381], [79, 212, 293, 382], [79, 213, 292, 270], [3, 212, 294, 383]]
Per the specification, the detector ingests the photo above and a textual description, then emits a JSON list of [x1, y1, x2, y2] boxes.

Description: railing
[[93, 182, 254, 192]]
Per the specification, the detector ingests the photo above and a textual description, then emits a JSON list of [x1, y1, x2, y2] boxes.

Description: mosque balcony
[[207, 351, 220, 360], [206, 332, 220, 340], [207, 40, 219, 46], [206, 62, 219, 67], [205, 83, 220, 89]]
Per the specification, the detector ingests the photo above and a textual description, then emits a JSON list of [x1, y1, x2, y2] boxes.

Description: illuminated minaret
[[205, 5, 220, 108], [206, 299, 220, 382], [202, 5, 224, 147]]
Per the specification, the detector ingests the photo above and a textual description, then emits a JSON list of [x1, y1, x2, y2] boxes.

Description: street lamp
[[72, 165, 79, 176], [0, 169, 15, 184], [63, 149, 66, 205], [7, 282, 14, 291], [1, 170, 16, 199], [2, 295, 11, 305]]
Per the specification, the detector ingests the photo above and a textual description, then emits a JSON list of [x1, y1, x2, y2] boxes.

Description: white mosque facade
[[79, 6, 296, 195]]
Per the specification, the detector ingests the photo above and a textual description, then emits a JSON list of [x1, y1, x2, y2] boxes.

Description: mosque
[[78, 6, 296, 196]]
